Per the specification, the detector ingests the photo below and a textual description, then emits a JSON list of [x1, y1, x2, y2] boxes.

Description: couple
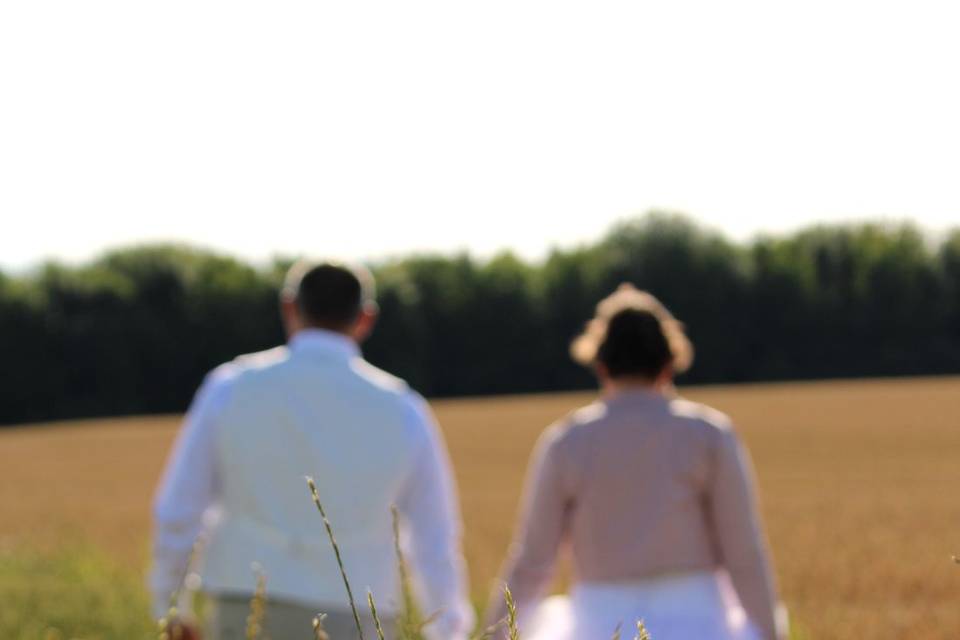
[[151, 261, 787, 640]]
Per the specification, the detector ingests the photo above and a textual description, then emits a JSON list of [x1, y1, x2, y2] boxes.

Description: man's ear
[[351, 304, 379, 343], [280, 296, 302, 338]]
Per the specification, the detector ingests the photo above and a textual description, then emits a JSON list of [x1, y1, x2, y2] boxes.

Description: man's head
[[280, 260, 378, 342]]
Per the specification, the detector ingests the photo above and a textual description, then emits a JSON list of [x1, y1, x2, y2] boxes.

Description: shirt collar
[[602, 386, 670, 409], [288, 328, 361, 360]]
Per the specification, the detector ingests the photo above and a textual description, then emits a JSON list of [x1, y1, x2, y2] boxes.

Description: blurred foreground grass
[[0, 545, 154, 640], [1, 544, 812, 640], [5, 378, 960, 637]]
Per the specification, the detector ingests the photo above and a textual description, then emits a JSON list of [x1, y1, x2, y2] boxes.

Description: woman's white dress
[[522, 571, 761, 640]]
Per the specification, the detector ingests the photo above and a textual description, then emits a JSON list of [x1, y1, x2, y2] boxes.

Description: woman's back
[[557, 390, 731, 583], [499, 390, 780, 640]]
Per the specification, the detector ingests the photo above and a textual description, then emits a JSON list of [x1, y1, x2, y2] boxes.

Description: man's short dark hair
[[283, 261, 376, 329]]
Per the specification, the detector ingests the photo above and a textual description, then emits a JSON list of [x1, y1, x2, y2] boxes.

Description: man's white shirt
[[150, 329, 474, 639]]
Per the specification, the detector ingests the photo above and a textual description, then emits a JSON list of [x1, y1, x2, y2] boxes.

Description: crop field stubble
[[1, 376, 959, 638]]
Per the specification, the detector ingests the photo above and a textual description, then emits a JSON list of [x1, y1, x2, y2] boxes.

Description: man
[[150, 261, 473, 639]]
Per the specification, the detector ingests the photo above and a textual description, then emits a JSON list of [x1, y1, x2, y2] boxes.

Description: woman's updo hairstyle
[[570, 283, 694, 378], [596, 308, 672, 377]]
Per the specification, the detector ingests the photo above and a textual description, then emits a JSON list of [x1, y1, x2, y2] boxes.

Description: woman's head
[[571, 284, 694, 382]]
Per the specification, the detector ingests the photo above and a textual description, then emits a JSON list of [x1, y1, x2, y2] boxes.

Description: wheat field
[[1, 377, 959, 638]]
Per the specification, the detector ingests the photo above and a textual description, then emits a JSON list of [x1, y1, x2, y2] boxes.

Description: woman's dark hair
[[595, 308, 673, 378]]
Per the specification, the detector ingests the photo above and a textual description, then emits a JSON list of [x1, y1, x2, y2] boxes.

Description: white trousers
[[522, 572, 761, 640]]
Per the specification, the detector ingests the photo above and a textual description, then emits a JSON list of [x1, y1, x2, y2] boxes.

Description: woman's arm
[[485, 424, 572, 632], [709, 427, 785, 640]]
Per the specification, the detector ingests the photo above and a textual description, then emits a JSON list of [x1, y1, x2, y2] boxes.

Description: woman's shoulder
[[666, 397, 736, 436], [539, 401, 609, 450]]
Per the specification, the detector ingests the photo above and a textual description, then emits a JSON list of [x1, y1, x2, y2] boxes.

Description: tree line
[[2, 213, 958, 426]]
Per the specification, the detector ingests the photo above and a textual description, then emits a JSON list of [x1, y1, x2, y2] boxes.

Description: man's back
[[202, 332, 425, 608], [152, 330, 473, 639]]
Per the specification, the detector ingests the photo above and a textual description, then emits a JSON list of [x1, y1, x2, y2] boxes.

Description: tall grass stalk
[[634, 620, 651, 640], [245, 564, 267, 640], [367, 591, 387, 640], [306, 476, 366, 640], [503, 585, 519, 640], [391, 505, 428, 640], [158, 536, 205, 640], [157, 590, 181, 640]]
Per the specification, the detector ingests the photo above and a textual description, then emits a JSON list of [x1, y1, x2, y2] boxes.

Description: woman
[[486, 284, 786, 640]]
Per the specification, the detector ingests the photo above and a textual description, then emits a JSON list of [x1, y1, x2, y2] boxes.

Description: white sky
[[1, 1, 958, 271]]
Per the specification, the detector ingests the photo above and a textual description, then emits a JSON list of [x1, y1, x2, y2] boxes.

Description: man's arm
[[395, 393, 474, 640], [149, 364, 235, 619]]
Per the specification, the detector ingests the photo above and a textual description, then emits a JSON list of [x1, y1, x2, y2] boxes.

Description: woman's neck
[[601, 375, 675, 399]]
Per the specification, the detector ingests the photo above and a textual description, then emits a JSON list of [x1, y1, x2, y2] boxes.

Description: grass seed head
[[313, 614, 330, 640]]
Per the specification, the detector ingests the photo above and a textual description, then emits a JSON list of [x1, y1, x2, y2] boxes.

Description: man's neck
[[288, 325, 355, 343]]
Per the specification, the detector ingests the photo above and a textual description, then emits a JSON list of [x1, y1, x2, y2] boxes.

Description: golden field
[[2, 377, 959, 638]]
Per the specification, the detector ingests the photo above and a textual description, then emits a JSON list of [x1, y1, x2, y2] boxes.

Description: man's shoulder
[[200, 346, 290, 391], [206, 348, 420, 421], [231, 346, 291, 372], [348, 359, 411, 397]]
